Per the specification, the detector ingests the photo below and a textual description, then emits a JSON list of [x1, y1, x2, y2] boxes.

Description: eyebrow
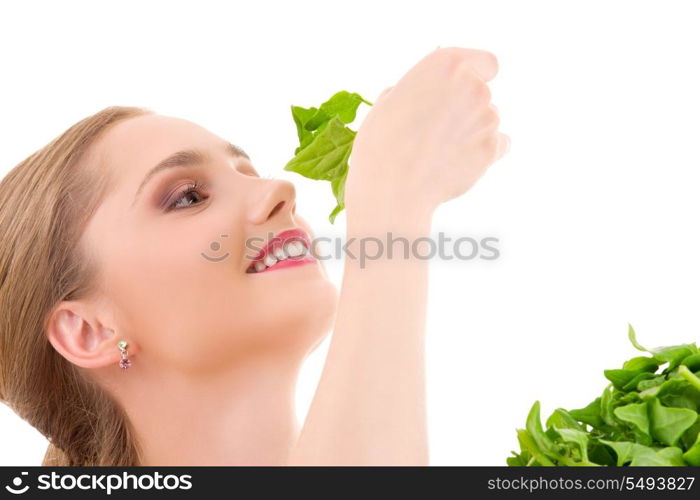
[[131, 142, 249, 208]]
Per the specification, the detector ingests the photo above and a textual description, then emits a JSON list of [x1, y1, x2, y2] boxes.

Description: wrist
[[345, 200, 434, 239]]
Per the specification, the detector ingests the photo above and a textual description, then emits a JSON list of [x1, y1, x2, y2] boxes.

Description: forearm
[[288, 208, 433, 465]]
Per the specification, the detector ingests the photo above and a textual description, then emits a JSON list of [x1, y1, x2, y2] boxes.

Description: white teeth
[[296, 241, 308, 255], [263, 253, 278, 267], [273, 247, 288, 261], [283, 242, 299, 257], [284, 241, 306, 257], [250, 239, 309, 273]]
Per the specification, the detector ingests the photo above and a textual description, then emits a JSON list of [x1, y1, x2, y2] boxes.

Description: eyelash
[[167, 180, 208, 211], [164, 168, 262, 211]]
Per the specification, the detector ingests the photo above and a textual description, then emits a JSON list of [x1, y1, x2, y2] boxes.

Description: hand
[[344, 47, 510, 225]]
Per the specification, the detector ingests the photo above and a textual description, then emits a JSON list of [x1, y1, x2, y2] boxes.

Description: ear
[[45, 300, 127, 369]]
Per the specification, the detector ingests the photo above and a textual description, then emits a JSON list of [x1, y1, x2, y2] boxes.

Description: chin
[[244, 276, 338, 355], [290, 277, 339, 353]]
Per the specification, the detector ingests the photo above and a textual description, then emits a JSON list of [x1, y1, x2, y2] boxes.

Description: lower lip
[[250, 255, 316, 274]]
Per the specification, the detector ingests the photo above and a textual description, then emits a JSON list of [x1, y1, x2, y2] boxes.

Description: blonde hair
[[0, 106, 153, 465]]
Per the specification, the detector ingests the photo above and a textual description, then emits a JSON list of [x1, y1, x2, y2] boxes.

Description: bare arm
[[287, 47, 507, 465], [287, 206, 434, 465]]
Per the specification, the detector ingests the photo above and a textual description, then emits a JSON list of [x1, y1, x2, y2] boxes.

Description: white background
[[1, 0, 699, 465]]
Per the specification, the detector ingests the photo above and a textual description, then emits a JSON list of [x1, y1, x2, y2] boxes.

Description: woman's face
[[81, 113, 338, 374]]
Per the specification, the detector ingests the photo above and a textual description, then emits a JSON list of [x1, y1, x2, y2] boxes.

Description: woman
[[0, 47, 509, 466]]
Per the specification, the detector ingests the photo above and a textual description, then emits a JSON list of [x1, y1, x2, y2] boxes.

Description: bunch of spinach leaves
[[508, 325, 700, 466], [284, 90, 372, 224]]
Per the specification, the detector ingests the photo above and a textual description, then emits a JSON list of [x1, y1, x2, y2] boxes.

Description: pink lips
[[246, 228, 316, 274]]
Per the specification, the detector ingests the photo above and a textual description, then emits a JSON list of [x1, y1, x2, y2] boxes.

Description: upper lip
[[244, 228, 312, 272]]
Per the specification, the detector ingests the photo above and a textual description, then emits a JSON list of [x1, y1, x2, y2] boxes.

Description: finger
[[439, 47, 499, 82], [495, 132, 511, 160]]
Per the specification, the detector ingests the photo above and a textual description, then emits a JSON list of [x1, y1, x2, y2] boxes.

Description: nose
[[248, 178, 297, 225]]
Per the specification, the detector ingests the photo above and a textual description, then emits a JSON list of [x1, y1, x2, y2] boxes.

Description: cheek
[[107, 245, 339, 372], [104, 235, 238, 365], [146, 273, 339, 371], [118, 269, 248, 372]]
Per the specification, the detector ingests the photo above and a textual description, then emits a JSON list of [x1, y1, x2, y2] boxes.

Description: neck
[[112, 350, 302, 465]]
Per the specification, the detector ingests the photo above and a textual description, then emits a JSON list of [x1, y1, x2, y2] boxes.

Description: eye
[[167, 180, 209, 211]]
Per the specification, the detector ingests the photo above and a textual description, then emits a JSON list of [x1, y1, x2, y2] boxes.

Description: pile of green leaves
[[508, 325, 700, 466], [284, 90, 372, 224]]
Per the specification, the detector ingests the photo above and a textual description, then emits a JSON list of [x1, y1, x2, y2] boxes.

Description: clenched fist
[[344, 47, 509, 228]]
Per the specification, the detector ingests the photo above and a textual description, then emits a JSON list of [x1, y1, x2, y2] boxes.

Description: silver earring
[[117, 340, 131, 370]]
